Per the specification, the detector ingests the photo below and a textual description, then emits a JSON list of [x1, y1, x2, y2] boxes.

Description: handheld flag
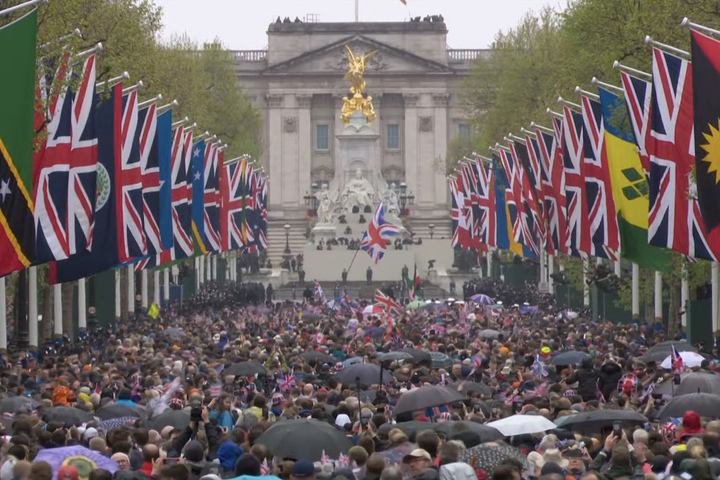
[[671, 344, 683, 375], [361, 203, 400, 263], [147, 303, 160, 319], [531, 354, 548, 380], [374, 289, 402, 313]]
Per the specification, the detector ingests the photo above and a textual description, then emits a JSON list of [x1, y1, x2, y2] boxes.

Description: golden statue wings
[[344, 45, 377, 94], [341, 45, 377, 124]]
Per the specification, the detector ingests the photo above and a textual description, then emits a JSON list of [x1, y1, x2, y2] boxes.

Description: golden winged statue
[[341, 45, 377, 125]]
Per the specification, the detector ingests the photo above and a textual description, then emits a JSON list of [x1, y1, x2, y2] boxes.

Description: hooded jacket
[[565, 358, 599, 401], [678, 410, 706, 440], [597, 362, 623, 401], [439, 462, 478, 480]]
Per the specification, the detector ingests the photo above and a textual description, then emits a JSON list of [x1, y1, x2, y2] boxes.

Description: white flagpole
[[163, 268, 170, 306], [654, 271, 663, 325], [115, 269, 121, 320], [153, 270, 160, 307], [355, 0, 359, 22], [583, 257, 590, 307], [78, 278, 86, 331], [681, 264, 689, 328], [712, 263, 719, 333], [28, 266, 38, 350], [54, 283, 63, 338], [0, 0, 47, 18], [126, 265, 134, 318], [0, 278, 6, 353], [141, 270, 148, 309], [632, 263, 640, 321]]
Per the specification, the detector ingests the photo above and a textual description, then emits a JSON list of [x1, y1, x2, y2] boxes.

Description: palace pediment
[[261, 35, 455, 76]]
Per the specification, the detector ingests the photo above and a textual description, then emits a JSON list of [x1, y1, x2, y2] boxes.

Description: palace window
[[316, 124, 329, 151], [387, 123, 400, 150], [458, 123, 470, 138]]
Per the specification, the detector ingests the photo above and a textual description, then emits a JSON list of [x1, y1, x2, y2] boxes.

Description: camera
[[190, 400, 203, 422]]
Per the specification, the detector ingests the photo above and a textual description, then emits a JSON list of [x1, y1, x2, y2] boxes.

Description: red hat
[[58, 466, 79, 480]]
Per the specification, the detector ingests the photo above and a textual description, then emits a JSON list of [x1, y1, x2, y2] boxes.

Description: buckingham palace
[[230, 18, 487, 266]]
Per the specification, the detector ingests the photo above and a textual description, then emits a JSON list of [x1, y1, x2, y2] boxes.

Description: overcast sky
[[154, 0, 562, 50]]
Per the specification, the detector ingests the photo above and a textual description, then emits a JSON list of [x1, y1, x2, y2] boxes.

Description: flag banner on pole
[[524, 134, 547, 250], [34, 54, 98, 263], [203, 142, 222, 253], [509, 139, 542, 256], [450, 175, 470, 249], [476, 160, 496, 249], [561, 106, 590, 257], [691, 29, 720, 244], [191, 138, 207, 254], [52, 84, 122, 284], [117, 90, 146, 262], [619, 72, 652, 178], [460, 161, 481, 251], [492, 155, 512, 252], [254, 167, 268, 250], [361, 203, 400, 263], [221, 159, 253, 251], [157, 110, 173, 251], [579, 95, 620, 260], [598, 87, 672, 271], [0, 8, 37, 276], [498, 147, 537, 257], [535, 118, 568, 256], [139, 104, 161, 256], [647, 47, 720, 260]]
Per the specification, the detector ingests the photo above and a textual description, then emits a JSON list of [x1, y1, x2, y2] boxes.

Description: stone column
[[266, 94, 284, 208], [432, 93, 449, 207], [334, 95, 345, 181], [297, 94, 312, 203], [403, 93, 419, 200]]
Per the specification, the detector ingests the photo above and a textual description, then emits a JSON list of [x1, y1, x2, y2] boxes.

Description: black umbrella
[[435, 421, 504, 442], [395, 385, 465, 414], [377, 421, 438, 437], [459, 445, 527, 476], [300, 352, 335, 364], [0, 397, 39, 414], [378, 351, 414, 363], [555, 409, 647, 433], [549, 351, 589, 366], [42, 406, 95, 426], [148, 409, 191, 431], [223, 362, 267, 377], [641, 341, 696, 363], [658, 393, 720, 419], [336, 363, 392, 386], [95, 404, 143, 420], [446, 382, 494, 396], [401, 348, 432, 364], [255, 418, 353, 461], [358, 389, 378, 403], [429, 352, 453, 369], [653, 374, 692, 396], [675, 373, 720, 396]]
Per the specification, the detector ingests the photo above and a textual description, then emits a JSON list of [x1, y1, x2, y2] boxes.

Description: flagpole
[[28, 266, 38, 352], [115, 269, 121, 321], [682, 17, 720, 37], [644, 36, 689, 57], [681, 263, 689, 328], [0, 278, 6, 355], [654, 271, 662, 326], [345, 247, 362, 278], [163, 268, 170, 306], [632, 263, 640, 321], [355, 0, 359, 22], [712, 263, 719, 334], [78, 278, 87, 331], [0, 0, 47, 18], [153, 269, 160, 307], [54, 283, 62, 339]]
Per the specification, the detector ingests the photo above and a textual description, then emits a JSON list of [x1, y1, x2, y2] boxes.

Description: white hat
[[83, 427, 99, 440], [335, 413, 351, 428]]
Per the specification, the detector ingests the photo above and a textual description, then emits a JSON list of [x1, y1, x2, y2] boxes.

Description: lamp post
[[283, 224, 291, 255], [428, 223, 435, 239]]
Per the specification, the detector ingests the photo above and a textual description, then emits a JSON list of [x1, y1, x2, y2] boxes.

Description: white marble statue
[[342, 168, 375, 212], [383, 183, 400, 216], [315, 187, 335, 224]]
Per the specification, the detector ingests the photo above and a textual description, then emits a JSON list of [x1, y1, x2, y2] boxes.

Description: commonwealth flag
[[691, 30, 720, 235], [598, 88, 671, 271], [0, 10, 37, 276]]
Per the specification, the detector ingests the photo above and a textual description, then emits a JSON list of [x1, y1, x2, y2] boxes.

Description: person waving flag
[[361, 203, 400, 263]]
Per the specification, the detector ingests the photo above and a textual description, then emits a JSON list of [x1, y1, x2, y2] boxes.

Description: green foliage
[[457, 0, 720, 162]]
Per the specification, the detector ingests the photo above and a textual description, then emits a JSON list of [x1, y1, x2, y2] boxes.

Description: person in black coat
[[597, 357, 623, 402], [565, 357, 599, 401]]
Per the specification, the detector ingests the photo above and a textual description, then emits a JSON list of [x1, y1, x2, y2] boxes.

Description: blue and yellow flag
[[598, 88, 671, 271]]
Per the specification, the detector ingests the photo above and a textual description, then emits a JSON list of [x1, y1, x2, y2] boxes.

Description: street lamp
[[283, 224, 291, 254], [428, 223, 435, 239]]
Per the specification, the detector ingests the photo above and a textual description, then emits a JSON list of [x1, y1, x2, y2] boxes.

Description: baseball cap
[[292, 460, 315, 478], [83, 427, 99, 440], [402, 449, 432, 463], [58, 466, 79, 480]]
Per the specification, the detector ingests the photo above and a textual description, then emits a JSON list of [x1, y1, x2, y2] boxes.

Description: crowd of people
[[1, 278, 719, 480]]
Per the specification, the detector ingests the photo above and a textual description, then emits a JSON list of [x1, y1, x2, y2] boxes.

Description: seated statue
[[342, 169, 374, 213]]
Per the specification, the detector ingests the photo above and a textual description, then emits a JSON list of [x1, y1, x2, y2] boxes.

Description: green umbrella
[[407, 300, 425, 309]]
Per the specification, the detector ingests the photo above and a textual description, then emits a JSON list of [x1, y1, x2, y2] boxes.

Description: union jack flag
[[671, 344, 683, 375], [498, 147, 537, 254], [647, 48, 720, 260], [277, 372, 296, 392], [116, 90, 146, 262], [361, 203, 400, 263], [34, 55, 98, 261], [203, 142, 222, 252], [525, 135, 547, 249], [139, 104, 161, 256], [374, 289, 402, 313], [531, 354, 548, 380], [580, 95, 619, 260], [620, 71, 652, 177], [472, 158, 496, 249], [508, 140, 542, 255], [536, 118, 568, 255], [314, 280, 326, 302], [220, 158, 255, 251], [449, 176, 471, 249], [561, 106, 590, 257], [460, 161, 482, 251], [260, 460, 271, 476], [253, 171, 268, 250]]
